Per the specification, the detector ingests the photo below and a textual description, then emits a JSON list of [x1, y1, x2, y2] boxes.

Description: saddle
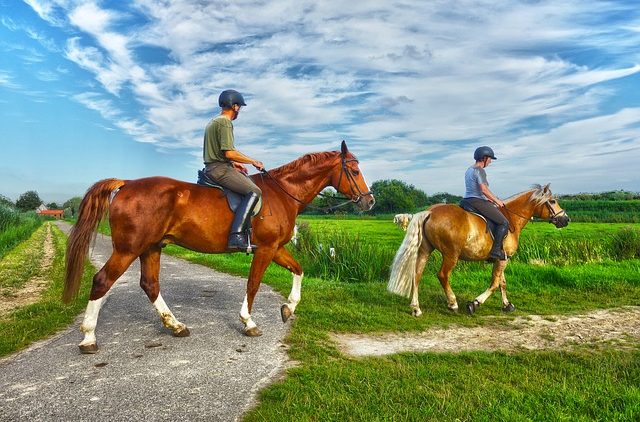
[[458, 199, 498, 240], [197, 169, 262, 215]]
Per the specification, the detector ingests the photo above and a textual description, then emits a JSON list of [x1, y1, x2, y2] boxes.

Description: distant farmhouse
[[37, 204, 64, 219]]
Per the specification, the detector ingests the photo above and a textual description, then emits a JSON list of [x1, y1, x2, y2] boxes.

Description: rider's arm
[[480, 184, 505, 207], [224, 150, 264, 171]]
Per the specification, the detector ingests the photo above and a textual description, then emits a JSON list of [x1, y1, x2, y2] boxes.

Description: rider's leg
[[205, 162, 262, 251], [228, 191, 260, 250], [468, 198, 509, 261], [488, 222, 509, 260]]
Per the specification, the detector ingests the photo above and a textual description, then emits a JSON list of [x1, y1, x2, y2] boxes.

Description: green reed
[[0, 205, 42, 260], [292, 222, 395, 283]]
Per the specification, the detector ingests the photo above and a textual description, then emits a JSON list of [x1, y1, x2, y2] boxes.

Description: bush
[[610, 227, 640, 260], [292, 222, 394, 283], [0, 205, 42, 259]]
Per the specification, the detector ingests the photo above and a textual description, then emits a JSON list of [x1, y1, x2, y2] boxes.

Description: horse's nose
[[367, 195, 376, 210], [556, 216, 570, 228]]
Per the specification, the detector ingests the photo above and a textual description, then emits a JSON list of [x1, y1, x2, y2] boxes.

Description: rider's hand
[[495, 199, 505, 207], [252, 160, 264, 171], [232, 162, 249, 175]]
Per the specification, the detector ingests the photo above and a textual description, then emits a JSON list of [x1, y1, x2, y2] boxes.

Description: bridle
[[542, 200, 568, 225], [260, 151, 372, 212], [334, 154, 373, 206]]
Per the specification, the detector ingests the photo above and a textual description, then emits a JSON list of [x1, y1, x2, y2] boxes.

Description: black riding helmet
[[474, 146, 497, 161], [218, 89, 247, 109]]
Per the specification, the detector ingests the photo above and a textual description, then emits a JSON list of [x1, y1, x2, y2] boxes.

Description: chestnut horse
[[388, 184, 569, 316], [63, 141, 374, 353]]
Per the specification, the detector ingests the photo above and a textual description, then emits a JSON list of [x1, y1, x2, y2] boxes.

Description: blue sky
[[1, 0, 639, 204]]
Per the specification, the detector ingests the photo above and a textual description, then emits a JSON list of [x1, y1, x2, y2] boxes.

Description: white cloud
[[20, 0, 640, 193]]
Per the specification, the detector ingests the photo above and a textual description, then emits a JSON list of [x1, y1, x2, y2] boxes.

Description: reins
[[502, 198, 567, 228], [258, 152, 371, 213]]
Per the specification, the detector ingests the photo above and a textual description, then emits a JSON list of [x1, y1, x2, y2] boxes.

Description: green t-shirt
[[203, 116, 235, 163]]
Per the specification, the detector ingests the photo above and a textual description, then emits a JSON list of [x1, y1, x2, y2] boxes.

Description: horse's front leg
[[467, 259, 508, 314], [240, 246, 276, 337], [272, 247, 303, 322]]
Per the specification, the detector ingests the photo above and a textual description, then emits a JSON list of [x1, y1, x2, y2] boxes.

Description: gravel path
[[0, 221, 290, 422]]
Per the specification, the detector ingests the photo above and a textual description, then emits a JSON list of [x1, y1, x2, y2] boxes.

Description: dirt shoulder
[[333, 306, 640, 357]]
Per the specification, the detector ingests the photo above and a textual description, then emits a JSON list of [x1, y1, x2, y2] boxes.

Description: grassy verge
[[0, 208, 42, 260], [0, 223, 94, 357]]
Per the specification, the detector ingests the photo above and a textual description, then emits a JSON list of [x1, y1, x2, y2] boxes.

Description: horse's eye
[[550, 199, 556, 204], [351, 169, 360, 176]]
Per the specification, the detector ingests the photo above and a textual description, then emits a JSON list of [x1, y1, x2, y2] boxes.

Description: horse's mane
[[268, 151, 339, 178], [505, 184, 553, 206]]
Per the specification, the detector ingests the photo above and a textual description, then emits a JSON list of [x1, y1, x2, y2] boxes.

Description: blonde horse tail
[[387, 210, 431, 298], [63, 178, 126, 303]]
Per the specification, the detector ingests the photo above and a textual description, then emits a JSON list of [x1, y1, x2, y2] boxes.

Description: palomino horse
[[387, 184, 569, 316], [63, 141, 374, 353]]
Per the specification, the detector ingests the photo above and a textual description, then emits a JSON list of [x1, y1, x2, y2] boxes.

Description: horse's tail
[[63, 178, 126, 303], [387, 210, 431, 298]]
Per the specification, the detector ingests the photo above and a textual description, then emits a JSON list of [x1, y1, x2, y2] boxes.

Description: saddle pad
[[197, 169, 262, 215], [458, 199, 496, 239]]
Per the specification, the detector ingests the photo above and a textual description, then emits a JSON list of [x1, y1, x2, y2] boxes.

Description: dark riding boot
[[488, 224, 508, 261], [227, 192, 259, 252]]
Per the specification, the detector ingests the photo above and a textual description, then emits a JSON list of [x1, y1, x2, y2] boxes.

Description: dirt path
[[1, 221, 290, 422], [0, 222, 55, 318], [333, 306, 640, 357]]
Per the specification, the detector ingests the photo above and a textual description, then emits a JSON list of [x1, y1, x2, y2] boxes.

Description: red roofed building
[[38, 209, 65, 219]]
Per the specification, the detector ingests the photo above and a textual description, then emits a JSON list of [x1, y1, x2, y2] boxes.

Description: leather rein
[[259, 152, 371, 212], [503, 198, 568, 228]]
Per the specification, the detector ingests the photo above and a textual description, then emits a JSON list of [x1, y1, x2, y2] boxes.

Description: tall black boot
[[488, 224, 508, 261], [227, 192, 259, 252]]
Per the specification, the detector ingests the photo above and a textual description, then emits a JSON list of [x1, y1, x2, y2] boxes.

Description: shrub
[[610, 226, 640, 260], [292, 223, 394, 283]]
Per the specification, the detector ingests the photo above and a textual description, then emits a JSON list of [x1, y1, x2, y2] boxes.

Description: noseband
[[543, 200, 568, 225]]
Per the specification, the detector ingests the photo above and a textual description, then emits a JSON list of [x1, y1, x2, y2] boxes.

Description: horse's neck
[[505, 191, 537, 233], [272, 155, 339, 208]]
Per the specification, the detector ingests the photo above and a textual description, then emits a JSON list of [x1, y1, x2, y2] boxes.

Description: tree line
[[1, 191, 81, 215], [3, 184, 639, 216]]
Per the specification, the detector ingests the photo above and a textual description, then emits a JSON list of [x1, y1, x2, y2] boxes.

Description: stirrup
[[227, 232, 256, 254], [488, 250, 507, 262]]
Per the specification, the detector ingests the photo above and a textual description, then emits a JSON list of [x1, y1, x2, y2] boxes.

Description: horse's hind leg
[[410, 241, 433, 317], [438, 254, 460, 312], [79, 252, 137, 353], [499, 270, 515, 312], [467, 259, 509, 314], [139, 246, 190, 337]]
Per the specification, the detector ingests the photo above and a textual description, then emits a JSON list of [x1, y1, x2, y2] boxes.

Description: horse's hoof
[[244, 327, 263, 337], [79, 343, 99, 354], [173, 326, 191, 337], [448, 305, 459, 313], [502, 302, 516, 312], [466, 300, 480, 315], [281, 304, 292, 323], [411, 308, 422, 317]]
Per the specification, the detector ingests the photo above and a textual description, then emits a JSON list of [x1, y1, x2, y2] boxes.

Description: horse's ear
[[543, 183, 551, 193], [341, 140, 348, 155]]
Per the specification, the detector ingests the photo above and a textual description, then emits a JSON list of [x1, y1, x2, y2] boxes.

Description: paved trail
[[0, 221, 290, 422]]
